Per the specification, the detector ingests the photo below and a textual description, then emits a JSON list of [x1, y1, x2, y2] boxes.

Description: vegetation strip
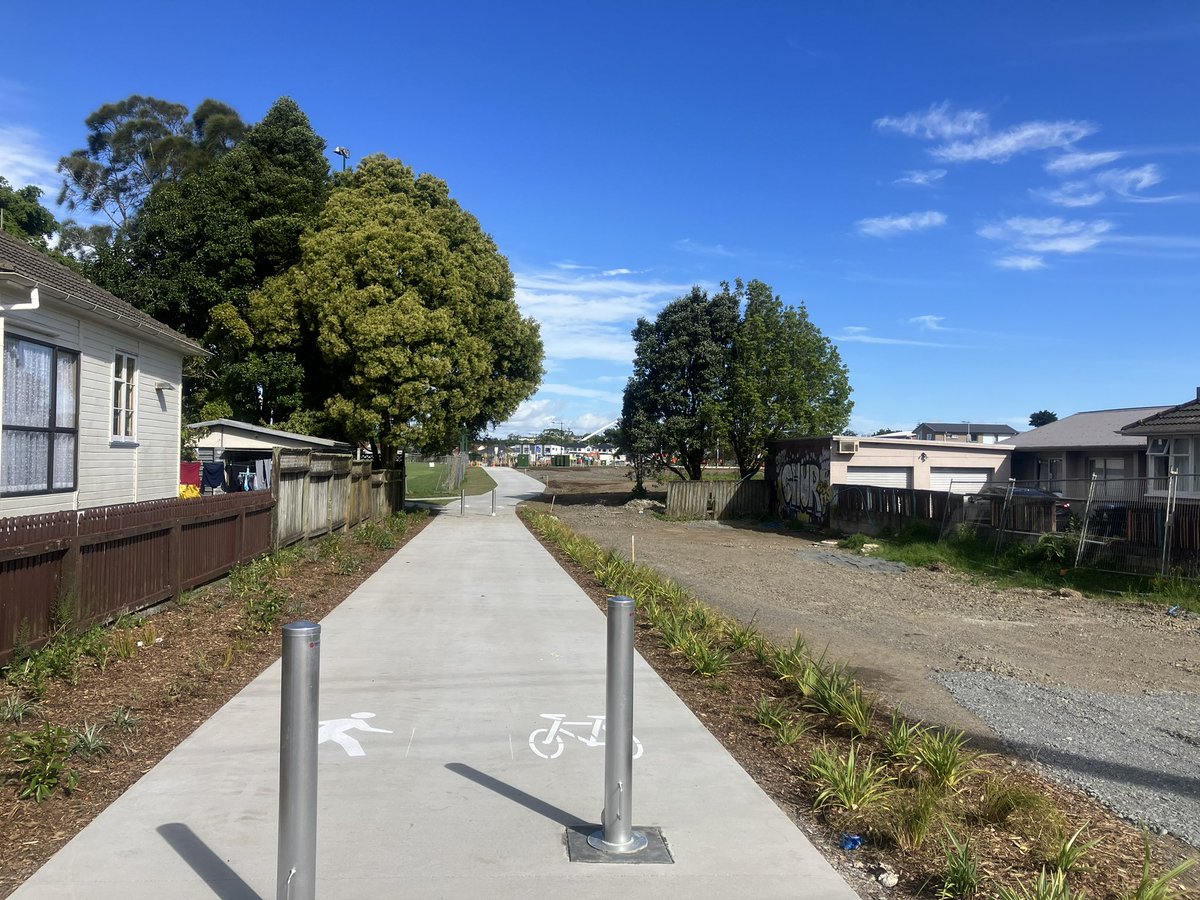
[[521, 507, 1197, 899], [0, 511, 428, 897]]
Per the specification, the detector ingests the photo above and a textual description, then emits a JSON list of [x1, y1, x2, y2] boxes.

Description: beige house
[[767, 434, 1012, 525]]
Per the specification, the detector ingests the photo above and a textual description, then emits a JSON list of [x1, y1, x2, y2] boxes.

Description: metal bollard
[[277, 621, 321, 900], [588, 596, 648, 853], [491, 487, 497, 516], [460, 486, 466, 516]]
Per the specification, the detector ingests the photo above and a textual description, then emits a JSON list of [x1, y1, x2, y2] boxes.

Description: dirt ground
[[526, 467, 1200, 752]]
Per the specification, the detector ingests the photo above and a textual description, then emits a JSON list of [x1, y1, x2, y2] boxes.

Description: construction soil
[[526, 467, 1200, 745]]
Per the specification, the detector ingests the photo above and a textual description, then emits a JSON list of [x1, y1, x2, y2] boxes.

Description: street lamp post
[[333, 146, 351, 172]]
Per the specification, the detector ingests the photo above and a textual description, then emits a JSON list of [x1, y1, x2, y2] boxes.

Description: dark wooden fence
[[0, 455, 406, 664], [665, 480, 769, 519], [829, 485, 951, 535], [0, 492, 272, 664]]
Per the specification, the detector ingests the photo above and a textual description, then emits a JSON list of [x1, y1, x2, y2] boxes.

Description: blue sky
[[3, 3, 1198, 438]]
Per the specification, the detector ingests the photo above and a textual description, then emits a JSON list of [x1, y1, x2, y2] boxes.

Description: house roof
[[188, 418, 352, 450], [1119, 393, 1200, 436], [913, 422, 1018, 435], [0, 230, 205, 356], [1006, 407, 1170, 450]]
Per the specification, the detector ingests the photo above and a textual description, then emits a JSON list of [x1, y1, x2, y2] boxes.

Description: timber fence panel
[[0, 491, 273, 663], [274, 449, 311, 549], [0, 510, 75, 659], [666, 480, 769, 519], [830, 486, 945, 535]]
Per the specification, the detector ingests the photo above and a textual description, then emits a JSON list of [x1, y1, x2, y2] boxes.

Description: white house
[[0, 230, 206, 516]]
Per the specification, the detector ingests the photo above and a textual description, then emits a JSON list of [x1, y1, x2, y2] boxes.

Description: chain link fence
[[404, 451, 469, 500], [943, 474, 1200, 579]]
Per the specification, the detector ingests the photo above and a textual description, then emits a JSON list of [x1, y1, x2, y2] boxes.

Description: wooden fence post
[[300, 450, 312, 541]]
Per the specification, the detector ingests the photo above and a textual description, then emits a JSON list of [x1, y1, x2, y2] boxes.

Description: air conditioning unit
[[835, 438, 859, 454]]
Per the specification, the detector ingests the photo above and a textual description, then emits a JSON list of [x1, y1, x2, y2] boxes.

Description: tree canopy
[[57, 95, 245, 232], [724, 279, 851, 476], [621, 279, 851, 480], [250, 154, 543, 462], [1029, 410, 1058, 427], [621, 285, 739, 481], [0, 177, 58, 245], [87, 97, 329, 423]]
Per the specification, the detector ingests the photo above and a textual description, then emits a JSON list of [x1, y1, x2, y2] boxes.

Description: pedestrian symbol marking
[[318, 712, 393, 757]]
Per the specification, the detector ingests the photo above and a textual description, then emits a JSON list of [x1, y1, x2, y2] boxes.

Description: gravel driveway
[[540, 497, 1200, 846]]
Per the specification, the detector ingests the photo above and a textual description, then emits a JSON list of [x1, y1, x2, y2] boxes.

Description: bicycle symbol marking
[[528, 714, 643, 760]]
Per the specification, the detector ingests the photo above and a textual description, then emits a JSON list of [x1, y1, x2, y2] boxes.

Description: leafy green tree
[[88, 97, 329, 422], [1029, 410, 1058, 428], [57, 95, 245, 232], [620, 286, 739, 481], [724, 279, 852, 477], [251, 154, 543, 463], [0, 178, 58, 245]]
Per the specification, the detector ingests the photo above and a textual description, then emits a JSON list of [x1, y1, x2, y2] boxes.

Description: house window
[[1036, 457, 1063, 493], [112, 351, 137, 441], [1088, 457, 1126, 499], [1148, 438, 1200, 494], [1, 335, 79, 494]]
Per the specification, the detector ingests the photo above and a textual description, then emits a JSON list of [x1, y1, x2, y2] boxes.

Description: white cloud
[[1093, 163, 1184, 202], [575, 413, 619, 435], [933, 120, 1096, 163], [875, 102, 987, 140], [1045, 150, 1125, 174], [894, 168, 947, 187], [673, 237, 734, 257], [552, 261, 592, 270], [979, 216, 1113, 256], [495, 399, 555, 434], [856, 210, 947, 237], [1035, 181, 1106, 207], [909, 315, 947, 331], [602, 267, 636, 276], [0, 125, 59, 195], [537, 382, 623, 403], [995, 255, 1047, 271], [836, 328, 961, 347], [514, 269, 690, 365]]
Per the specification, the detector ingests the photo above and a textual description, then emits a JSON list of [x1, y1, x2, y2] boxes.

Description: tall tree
[[57, 95, 245, 233], [724, 279, 852, 477], [1029, 410, 1058, 427], [250, 154, 543, 463], [620, 286, 739, 481], [88, 97, 329, 423], [0, 177, 58, 245]]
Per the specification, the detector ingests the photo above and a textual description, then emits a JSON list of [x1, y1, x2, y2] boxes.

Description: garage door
[[930, 467, 992, 494], [846, 466, 912, 488]]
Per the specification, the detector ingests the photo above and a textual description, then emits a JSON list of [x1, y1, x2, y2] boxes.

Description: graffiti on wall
[[773, 441, 832, 527]]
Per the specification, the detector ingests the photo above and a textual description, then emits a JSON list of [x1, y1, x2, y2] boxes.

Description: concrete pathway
[[12, 467, 857, 899]]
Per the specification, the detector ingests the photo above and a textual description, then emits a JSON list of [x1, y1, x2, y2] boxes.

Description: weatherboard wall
[[0, 299, 185, 518]]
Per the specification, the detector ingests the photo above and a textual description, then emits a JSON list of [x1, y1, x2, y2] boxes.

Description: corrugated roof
[[914, 422, 1018, 435], [1120, 396, 1200, 436], [188, 418, 352, 450], [0, 230, 205, 356], [1006, 407, 1170, 450]]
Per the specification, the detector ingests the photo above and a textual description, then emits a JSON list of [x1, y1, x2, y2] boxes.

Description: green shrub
[[6, 723, 79, 801]]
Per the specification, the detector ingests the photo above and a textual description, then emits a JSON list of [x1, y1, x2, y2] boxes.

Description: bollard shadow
[[445, 763, 588, 827], [156, 823, 264, 900]]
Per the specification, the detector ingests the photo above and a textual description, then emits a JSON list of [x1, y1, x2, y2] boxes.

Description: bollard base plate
[[566, 825, 673, 864]]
